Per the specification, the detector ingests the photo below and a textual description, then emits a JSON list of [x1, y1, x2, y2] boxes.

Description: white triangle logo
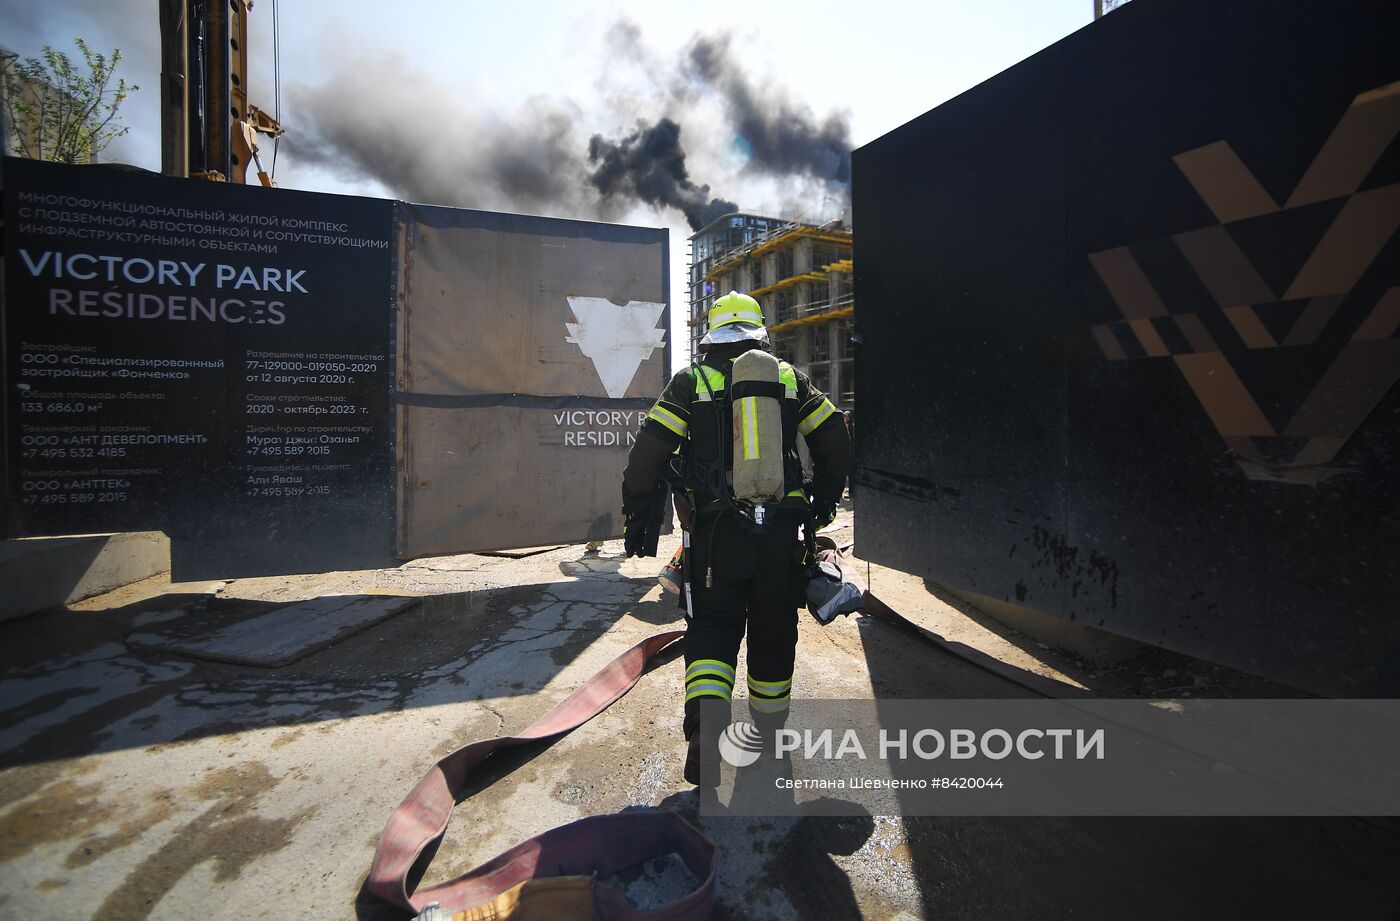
[[564, 297, 667, 399]]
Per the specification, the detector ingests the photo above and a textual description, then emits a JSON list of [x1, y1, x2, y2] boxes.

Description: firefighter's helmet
[[701, 291, 768, 346]]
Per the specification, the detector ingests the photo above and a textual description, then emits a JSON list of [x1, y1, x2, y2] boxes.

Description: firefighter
[[621, 290, 851, 782]]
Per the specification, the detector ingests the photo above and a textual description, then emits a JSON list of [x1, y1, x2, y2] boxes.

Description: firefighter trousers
[[682, 509, 804, 740]]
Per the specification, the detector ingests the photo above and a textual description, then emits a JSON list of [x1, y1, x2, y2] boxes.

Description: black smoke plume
[[280, 26, 851, 227], [285, 54, 592, 216], [588, 118, 737, 230], [686, 35, 852, 189]]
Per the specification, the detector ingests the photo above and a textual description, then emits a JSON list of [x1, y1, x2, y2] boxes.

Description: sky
[[1, 1, 1097, 367]]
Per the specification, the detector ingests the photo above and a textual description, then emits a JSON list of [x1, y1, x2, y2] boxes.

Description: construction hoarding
[[3, 157, 398, 577], [852, 0, 1400, 695], [2, 158, 669, 576], [394, 204, 668, 557]]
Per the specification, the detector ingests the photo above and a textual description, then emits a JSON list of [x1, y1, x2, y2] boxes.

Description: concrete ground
[[3, 507, 1400, 920]]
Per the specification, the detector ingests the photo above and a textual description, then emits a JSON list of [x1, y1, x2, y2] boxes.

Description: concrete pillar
[[745, 262, 761, 293], [795, 321, 812, 366], [795, 238, 813, 274], [829, 321, 843, 405]]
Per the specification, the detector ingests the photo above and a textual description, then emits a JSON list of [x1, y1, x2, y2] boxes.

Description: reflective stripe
[[684, 682, 734, 702], [749, 695, 790, 714], [687, 659, 736, 683], [692, 363, 797, 402], [708, 309, 762, 327], [778, 363, 798, 400], [738, 396, 760, 460], [686, 668, 735, 685], [798, 398, 836, 435], [690, 365, 727, 401], [747, 676, 792, 695], [647, 404, 688, 437]]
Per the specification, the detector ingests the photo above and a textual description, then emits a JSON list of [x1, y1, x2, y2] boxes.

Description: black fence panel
[[853, 0, 1400, 695]]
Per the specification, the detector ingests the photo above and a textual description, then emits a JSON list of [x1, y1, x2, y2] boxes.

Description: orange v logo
[[1089, 82, 1400, 483]]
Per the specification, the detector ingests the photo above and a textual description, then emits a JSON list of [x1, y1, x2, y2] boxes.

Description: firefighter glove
[[623, 517, 648, 557], [622, 483, 657, 516], [622, 484, 659, 557]]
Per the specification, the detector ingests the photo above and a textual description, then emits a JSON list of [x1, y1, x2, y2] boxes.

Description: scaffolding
[[688, 213, 856, 407]]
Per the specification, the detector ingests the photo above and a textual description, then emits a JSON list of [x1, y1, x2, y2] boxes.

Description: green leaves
[[2, 38, 138, 164]]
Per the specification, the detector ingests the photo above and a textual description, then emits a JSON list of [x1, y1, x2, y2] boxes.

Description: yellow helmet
[[708, 291, 765, 329], [701, 291, 768, 346]]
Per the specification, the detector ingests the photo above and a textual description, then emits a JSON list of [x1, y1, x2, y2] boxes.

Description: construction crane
[[158, 0, 283, 185]]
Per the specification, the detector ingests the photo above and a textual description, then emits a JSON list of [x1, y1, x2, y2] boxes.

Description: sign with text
[[3, 160, 670, 574], [394, 204, 668, 557], [697, 699, 1400, 817], [3, 158, 396, 575]]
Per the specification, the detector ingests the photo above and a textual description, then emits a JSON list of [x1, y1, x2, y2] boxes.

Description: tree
[[1, 39, 138, 164]]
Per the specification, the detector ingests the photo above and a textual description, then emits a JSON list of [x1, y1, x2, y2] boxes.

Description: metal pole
[[206, 0, 232, 180], [158, 0, 189, 176], [186, 0, 207, 175]]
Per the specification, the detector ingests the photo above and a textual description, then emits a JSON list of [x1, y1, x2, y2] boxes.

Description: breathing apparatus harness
[[666, 349, 800, 605], [662, 349, 856, 627]]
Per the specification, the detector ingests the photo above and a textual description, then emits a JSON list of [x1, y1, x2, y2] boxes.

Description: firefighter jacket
[[623, 342, 851, 517]]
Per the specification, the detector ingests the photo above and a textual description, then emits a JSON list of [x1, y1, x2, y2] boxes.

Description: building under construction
[[688, 213, 855, 408]]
